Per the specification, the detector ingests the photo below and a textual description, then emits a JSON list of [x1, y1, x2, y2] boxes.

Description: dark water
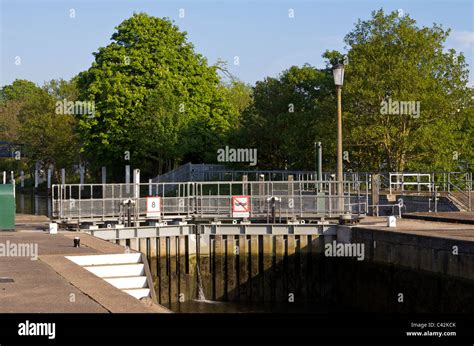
[[170, 300, 339, 313], [15, 193, 52, 217]]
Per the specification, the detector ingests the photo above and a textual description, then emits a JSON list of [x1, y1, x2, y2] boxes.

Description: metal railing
[[389, 173, 432, 194], [52, 180, 368, 223], [152, 164, 377, 184], [52, 170, 473, 223], [410, 172, 472, 211], [369, 199, 405, 218]]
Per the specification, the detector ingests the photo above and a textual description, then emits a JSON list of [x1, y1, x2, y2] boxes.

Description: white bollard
[[387, 216, 397, 228], [49, 223, 58, 234]]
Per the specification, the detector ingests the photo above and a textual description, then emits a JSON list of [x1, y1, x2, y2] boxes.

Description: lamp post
[[332, 63, 344, 212]]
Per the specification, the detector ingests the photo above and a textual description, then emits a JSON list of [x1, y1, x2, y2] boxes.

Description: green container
[[0, 184, 15, 230]]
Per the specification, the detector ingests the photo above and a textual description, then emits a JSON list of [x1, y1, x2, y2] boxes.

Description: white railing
[[389, 173, 432, 194], [52, 180, 368, 223]]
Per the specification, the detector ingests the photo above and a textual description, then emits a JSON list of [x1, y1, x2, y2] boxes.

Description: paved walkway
[[0, 216, 170, 313], [403, 212, 474, 225], [357, 215, 474, 242]]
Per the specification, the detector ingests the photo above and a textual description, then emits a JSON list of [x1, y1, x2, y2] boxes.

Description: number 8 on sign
[[147, 197, 161, 218]]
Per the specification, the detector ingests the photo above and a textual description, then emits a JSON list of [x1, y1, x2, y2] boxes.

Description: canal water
[[152, 248, 474, 314], [170, 300, 343, 313], [165, 258, 474, 313]]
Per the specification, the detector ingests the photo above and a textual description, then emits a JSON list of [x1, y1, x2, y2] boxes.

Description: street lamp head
[[332, 63, 345, 87]]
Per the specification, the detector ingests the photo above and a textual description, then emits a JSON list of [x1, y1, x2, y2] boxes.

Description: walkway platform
[[344, 216, 474, 282], [403, 212, 474, 225], [354, 215, 474, 242], [0, 215, 170, 313]]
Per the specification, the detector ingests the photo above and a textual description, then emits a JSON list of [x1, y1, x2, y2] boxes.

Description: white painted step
[[123, 288, 150, 299], [104, 276, 148, 289], [66, 253, 142, 266], [84, 263, 145, 278], [64, 252, 152, 301]]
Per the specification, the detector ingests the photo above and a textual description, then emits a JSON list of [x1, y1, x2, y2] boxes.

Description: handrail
[[51, 179, 369, 222], [51, 171, 473, 221], [442, 180, 472, 211]]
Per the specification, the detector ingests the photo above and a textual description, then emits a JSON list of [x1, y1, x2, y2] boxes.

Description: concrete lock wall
[[333, 226, 474, 313], [115, 233, 338, 307], [111, 223, 474, 312]]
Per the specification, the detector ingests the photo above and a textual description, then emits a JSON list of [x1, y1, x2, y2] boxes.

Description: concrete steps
[[65, 253, 142, 266], [123, 288, 151, 300], [84, 263, 145, 278], [66, 253, 152, 300], [446, 192, 472, 212], [104, 276, 148, 289]]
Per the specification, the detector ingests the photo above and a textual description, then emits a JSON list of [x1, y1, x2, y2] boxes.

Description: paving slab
[[356, 216, 474, 242], [403, 211, 474, 224], [0, 221, 170, 313], [0, 232, 106, 313]]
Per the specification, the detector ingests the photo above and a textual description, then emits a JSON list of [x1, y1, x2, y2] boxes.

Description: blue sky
[[1, 0, 473, 87]]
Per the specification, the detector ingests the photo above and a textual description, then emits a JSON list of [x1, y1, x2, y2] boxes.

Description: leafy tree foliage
[[339, 9, 472, 172], [0, 79, 80, 180], [235, 65, 336, 170], [239, 9, 472, 173], [219, 80, 253, 116], [1, 10, 471, 180], [77, 13, 235, 178]]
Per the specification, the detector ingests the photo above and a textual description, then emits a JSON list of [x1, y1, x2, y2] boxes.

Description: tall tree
[[77, 13, 235, 178], [335, 9, 472, 172], [236, 64, 335, 170], [0, 79, 80, 179], [219, 80, 253, 116]]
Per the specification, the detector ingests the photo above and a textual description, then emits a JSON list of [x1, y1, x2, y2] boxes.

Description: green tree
[[1, 80, 52, 123], [77, 13, 235, 178], [135, 88, 186, 175], [236, 64, 335, 170], [43, 78, 80, 102], [332, 9, 472, 172], [0, 100, 21, 143], [219, 80, 253, 116], [0, 79, 81, 180]]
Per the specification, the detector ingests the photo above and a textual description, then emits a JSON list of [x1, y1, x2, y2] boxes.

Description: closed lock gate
[[52, 180, 368, 224]]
